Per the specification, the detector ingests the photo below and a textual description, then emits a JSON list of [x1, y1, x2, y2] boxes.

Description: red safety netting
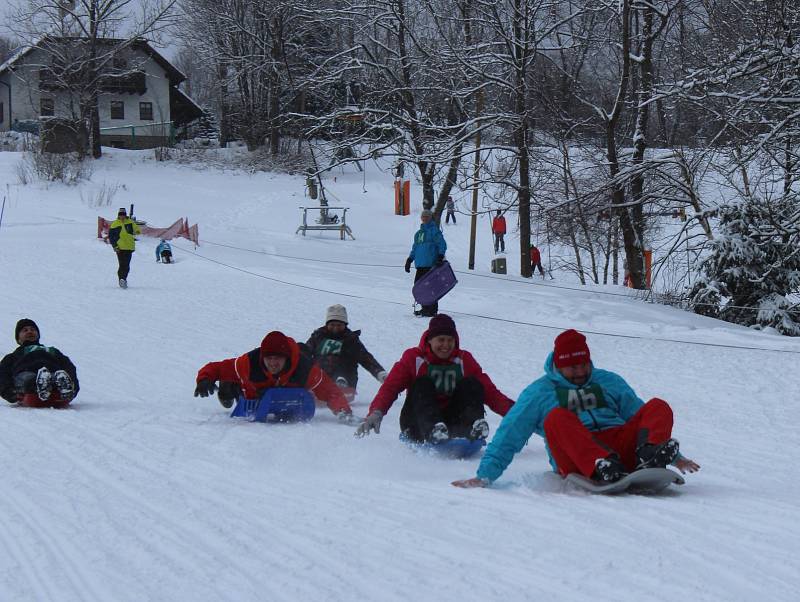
[[97, 217, 199, 246]]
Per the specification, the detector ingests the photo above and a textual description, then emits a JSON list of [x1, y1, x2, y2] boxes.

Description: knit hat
[[325, 304, 348, 325], [117, 207, 127, 216], [553, 329, 591, 369], [426, 314, 457, 340], [260, 331, 292, 358], [15, 318, 39, 344], [421, 209, 433, 218]]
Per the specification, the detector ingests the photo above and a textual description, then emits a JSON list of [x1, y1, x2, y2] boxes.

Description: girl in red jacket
[[355, 315, 513, 443], [194, 330, 353, 420]]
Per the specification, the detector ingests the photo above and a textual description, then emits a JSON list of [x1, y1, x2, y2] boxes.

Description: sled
[[18, 392, 71, 409], [412, 260, 457, 306], [400, 433, 486, 459], [565, 467, 685, 495], [231, 388, 316, 423]]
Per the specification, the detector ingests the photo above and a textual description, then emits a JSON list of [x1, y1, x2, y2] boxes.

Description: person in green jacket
[[108, 207, 141, 289]]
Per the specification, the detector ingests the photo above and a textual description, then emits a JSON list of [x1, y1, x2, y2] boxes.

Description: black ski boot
[[636, 438, 680, 470], [592, 454, 627, 483]]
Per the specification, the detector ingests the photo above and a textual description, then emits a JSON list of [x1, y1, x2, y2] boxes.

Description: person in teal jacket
[[404, 209, 447, 317], [453, 329, 700, 488]]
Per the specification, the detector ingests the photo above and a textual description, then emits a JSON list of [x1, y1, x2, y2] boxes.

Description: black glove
[[194, 379, 217, 398], [436, 255, 445, 266], [217, 381, 241, 408], [404, 257, 412, 273]]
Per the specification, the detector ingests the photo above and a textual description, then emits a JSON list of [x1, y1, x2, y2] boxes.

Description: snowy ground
[[0, 148, 798, 602]]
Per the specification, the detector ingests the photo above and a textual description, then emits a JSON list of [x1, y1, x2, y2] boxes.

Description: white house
[[0, 37, 203, 149]]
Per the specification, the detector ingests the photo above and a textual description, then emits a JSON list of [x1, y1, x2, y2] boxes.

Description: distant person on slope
[[155, 239, 173, 264], [355, 314, 514, 443], [445, 195, 456, 224], [405, 209, 447, 317], [530, 244, 545, 278], [452, 329, 700, 488], [194, 330, 355, 422], [306, 304, 387, 401], [108, 207, 141, 288], [492, 209, 506, 253], [0, 319, 79, 408]]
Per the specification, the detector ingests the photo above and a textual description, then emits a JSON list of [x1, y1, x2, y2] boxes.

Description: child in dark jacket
[[355, 314, 513, 443], [0, 319, 79, 408]]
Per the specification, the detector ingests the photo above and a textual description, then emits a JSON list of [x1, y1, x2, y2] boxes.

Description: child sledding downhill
[[453, 329, 701, 489], [0, 319, 79, 408], [355, 314, 514, 443], [155, 240, 173, 264], [306, 304, 387, 402], [194, 330, 356, 423]]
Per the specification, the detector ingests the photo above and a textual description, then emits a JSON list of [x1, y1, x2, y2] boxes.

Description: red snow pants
[[543, 397, 673, 478]]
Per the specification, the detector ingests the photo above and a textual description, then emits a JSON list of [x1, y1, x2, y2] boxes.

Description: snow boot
[[429, 422, 449, 444], [591, 454, 627, 483], [119, 278, 127, 289], [53, 370, 75, 401], [35, 367, 53, 401], [636, 438, 680, 470], [469, 418, 490, 441]]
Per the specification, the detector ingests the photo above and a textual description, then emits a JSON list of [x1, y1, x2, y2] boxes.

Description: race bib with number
[[555, 384, 607, 413]]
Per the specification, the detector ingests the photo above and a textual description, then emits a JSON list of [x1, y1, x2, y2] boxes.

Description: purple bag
[[412, 261, 458, 305]]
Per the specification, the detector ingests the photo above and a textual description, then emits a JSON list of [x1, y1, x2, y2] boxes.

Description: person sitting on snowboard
[[405, 209, 447, 317], [155, 239, 173, 263], [452, 329, 700, 488], [0, 318, 79, 408], [355, 314, 514, 443], [306, 304, 387, 400], [194, 330, 355, 422]]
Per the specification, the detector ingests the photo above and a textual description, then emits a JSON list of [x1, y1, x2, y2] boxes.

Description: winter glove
[[217, 381, 241, 408], [376, 371, 388, 383], [436, 255, 445, 266], [337, 410, 359, 426], [194, 379, 217, 398], [404, 257, 412, 273], [354, 410, 383, 437]]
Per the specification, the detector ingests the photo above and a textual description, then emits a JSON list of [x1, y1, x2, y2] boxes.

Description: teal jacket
[[408, 221, 447, 268], [476, 352, 645, 483]]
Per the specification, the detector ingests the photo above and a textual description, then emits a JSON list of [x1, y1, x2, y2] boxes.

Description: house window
[[110, 100, 125, 120], [139, 102, 153, 121], [40, 97, 55, 117]]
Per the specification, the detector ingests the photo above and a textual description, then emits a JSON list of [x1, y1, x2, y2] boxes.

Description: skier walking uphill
[[0, 319, 79, 408], [404, 209, 447, 317], [452, 329, 701, 488], [355, 314, 514, 443], [306, 304, 387, 394], [194, 330, 355, 422], [108, 207, 141, 288]]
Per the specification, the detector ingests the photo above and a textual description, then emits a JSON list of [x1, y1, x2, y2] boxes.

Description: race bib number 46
[[556, 384, 607, 413]]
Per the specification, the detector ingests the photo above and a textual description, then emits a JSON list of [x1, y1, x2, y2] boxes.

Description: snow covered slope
[[0, 149, 798, 601]]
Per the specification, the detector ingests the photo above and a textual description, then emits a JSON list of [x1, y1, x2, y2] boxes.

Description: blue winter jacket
[[156, 241, 172, 260], [476, 352, 645, 482], [408, 222, 447, 268]]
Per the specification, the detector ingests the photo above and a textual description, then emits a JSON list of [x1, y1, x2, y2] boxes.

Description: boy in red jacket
[[194, 330, 354, 421], [530, 244, 545, 277], [355, 315, 514, 442], [491, 209, 506, 253]]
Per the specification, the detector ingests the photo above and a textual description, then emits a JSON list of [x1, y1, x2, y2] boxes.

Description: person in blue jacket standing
[[452, 329, 700, 488], [155, 239, 173, 263], [404, 209, 447, 317]]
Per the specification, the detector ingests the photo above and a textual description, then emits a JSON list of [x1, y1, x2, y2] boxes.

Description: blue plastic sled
[[400, 433, 486, 459], [412, 261, 458, 306], [231, 388, 316, 423]]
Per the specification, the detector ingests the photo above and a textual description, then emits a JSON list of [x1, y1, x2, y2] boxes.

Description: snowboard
[[412, 260, 458, 306], [400, 434, 486, 459], [230, 388, 316, 423], [565, 467, 685, 495]]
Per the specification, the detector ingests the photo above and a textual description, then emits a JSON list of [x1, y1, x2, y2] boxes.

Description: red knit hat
[[260, 331, 292, 358], [553, 329, 591, 368], [426, 314, 457, 340]]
